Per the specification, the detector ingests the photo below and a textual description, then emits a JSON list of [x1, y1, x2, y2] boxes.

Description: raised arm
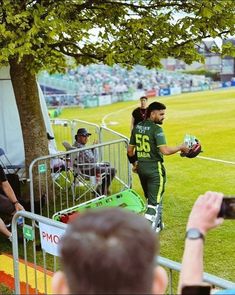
[[178, 192, 224, 293]]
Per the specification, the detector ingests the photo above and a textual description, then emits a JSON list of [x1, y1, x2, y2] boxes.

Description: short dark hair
[[147, 101, 166, 118], [140, 96, 148, 101], [59, 208, 158, 294]]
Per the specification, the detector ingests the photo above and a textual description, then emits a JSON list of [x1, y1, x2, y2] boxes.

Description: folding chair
[[62, 141, 75, 152], [62, 141, 105, 201], [51, 163, 71, 191], [48, 148, 74, 191], [0, 148, 25, 178]]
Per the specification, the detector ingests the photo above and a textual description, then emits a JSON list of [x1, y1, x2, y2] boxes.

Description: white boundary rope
[[197, 155, 235, 165], [102, 104, 138, 127]]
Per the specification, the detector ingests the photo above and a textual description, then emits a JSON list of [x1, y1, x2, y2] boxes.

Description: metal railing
[[50, 118, 130, 150], [157, 256, 235, 294], [12, 210, 67, 294], [28, 139, 131, 217]]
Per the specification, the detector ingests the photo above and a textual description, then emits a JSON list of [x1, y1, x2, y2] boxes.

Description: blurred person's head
[[52, 207, 168, 294], [140, 96, 148, 109]]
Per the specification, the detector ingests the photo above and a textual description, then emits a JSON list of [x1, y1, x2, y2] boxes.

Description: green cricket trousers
[[138, 161, 166, 210]]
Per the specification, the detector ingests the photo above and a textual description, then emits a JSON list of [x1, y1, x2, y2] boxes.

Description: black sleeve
[[0, 165, 7, 182], [181, 285, 211, 295], [132, 108, 138, 117]]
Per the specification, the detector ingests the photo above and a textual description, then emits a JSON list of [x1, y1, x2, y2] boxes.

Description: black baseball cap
[[76, 128, 91, 136]]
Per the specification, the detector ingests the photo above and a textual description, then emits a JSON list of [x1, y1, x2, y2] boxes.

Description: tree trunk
[[9, 56, 49, 201]]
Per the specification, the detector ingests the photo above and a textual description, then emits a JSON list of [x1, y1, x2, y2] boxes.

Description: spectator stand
[[38, 65, 214, 108]]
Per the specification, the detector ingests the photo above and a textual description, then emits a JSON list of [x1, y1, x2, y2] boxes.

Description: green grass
[[1, 88, 235, 292], [58, 88, 235, 282]]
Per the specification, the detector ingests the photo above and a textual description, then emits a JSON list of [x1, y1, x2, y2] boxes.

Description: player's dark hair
[[146, 102, 166, 118], [59, 208, 158, 294], [140, 96, 148, 100]]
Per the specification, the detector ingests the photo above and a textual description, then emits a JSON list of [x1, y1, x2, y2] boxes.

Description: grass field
[[60, 88, 235, 282], [0, 88, 235, 293]]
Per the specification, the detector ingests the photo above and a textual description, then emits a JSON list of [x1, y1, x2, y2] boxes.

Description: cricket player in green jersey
[[127, 102, 189, 231]]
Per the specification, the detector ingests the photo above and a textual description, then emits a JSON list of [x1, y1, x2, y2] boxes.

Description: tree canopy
[[1, 0, 235, 72]]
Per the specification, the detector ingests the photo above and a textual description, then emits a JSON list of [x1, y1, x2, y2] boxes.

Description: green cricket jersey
[[130, 119, 166, 162]]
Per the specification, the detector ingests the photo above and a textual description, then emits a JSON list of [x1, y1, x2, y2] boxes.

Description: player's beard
[[155, 119, 163, 125]]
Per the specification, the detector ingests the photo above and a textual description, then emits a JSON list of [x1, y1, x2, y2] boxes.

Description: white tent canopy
[[0, 67, 54, 166]]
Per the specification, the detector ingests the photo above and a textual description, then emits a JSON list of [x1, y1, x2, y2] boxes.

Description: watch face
[[186, 228, 204, 240]]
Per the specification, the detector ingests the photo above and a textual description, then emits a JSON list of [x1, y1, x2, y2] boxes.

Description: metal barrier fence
[[49, 119, 73, 151], [50, 118, 129, 151], [50, 118, 132, 172], [12, 210, 66, 295], [29, 139, 130, 218], [50, 119, 100, 151], [157, 256, 235, 294], [12, 210, 235, 295]]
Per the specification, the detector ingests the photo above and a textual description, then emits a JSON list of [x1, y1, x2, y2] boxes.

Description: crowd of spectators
[[41, 64, 209, 107], [65, 64, 206, 92]]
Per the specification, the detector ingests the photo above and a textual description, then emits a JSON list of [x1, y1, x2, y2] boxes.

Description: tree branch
[[172, 29, 230, 49], [88, 0, 193, 10], [70, 0, 194, 15], [53, 44, 106, 63]]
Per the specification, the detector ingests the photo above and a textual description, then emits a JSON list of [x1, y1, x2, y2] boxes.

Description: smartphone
[[218, 197, 235, 219]]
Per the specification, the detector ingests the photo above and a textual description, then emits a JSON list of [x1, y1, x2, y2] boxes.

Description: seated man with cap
[[73, 128, 116, 195]]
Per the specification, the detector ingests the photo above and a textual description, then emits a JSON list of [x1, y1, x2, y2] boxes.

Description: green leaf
[[201, 7, 213, 18]]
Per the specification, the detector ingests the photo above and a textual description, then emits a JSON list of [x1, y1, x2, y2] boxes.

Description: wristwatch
[[185, 228, 204, 241]]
